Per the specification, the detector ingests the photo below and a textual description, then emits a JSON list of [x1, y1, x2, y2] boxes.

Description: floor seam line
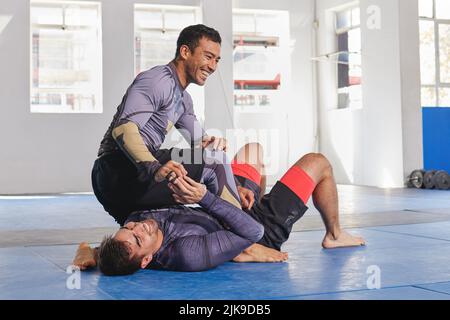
[[367, 228, 450, 243], [27, 248, 67, 272], [268, 283, 449, 299], [411, 285, 450, 296]]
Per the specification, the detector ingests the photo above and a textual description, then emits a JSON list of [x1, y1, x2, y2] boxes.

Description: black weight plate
[[433, 171, 450, 190], [423, 170, 437, 189]]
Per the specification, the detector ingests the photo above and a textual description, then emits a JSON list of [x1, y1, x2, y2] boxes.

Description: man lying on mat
[[73, 144, 365, 275]]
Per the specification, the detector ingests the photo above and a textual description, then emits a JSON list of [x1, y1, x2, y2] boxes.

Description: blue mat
[[1, 225, 450, 300]]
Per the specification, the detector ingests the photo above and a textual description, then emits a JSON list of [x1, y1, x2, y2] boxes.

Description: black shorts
[[92, 148, 204, 225], [237, 176, 309, 251]]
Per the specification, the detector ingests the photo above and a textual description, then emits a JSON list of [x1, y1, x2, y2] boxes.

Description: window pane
[[233, 13, 255, 33], [351, 8, 360, 27], [135, 30, 179, 72], [421, 87, 437, 106], [336, 10, 351, 30], [65, 5, 99, 27], [31, 6, 63, 25], [165, 10, 196, 30], [135, 9, 163, 29], [436, 0, 450, 19], [348, 28, 361, 52], [419, 0, 434, 18], [439, 88, 450, 106], [255, 13, 285, 34], [233, 9, 288, 110], [420, 20, 436, 85], [439, 24, 450, 83]]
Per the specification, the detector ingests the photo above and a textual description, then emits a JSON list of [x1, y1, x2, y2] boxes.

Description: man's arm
[[169, 176, 264, 242], [198, 190, 264, 241], [112, 121, 187, 183], [169, 177, 288, 264], [112, 121, 162, 182], [112, 72, 187, 183]]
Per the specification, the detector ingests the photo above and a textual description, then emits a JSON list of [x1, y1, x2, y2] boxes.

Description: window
[[134, 4, 204, 119], [30, 1, 102, 113], [233, 9, 289, 110], [419, 0, 450, 107], [335, 6, 362, 109]]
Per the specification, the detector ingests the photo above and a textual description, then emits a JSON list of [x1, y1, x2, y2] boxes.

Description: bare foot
[[322, 230, 366, 249], [73, 242, 97, 270], [233, 244, 288, 263]]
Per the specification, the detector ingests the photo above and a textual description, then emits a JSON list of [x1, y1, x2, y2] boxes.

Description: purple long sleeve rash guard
[[125, 191, 264, 272]]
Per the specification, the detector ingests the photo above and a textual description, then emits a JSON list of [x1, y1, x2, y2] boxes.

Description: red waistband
[[231, 162, 261, 185]]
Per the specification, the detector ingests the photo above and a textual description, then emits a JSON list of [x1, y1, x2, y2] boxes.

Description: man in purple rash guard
[[74, 144, 366, 275], [92, 25, 244, 226]]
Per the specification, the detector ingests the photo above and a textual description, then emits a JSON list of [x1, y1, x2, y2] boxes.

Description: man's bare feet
[[72, 242, 97, 270], [322, 230, 366, 249], [233, 244, 288, 263]]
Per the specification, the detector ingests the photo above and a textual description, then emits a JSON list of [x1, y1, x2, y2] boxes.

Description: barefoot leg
[[292, 153, 366, 249], [233, 244, 288, 263], [322, 230, 366, 249]]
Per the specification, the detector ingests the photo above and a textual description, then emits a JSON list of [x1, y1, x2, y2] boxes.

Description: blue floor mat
[[368, 221, 450, 241], [1, 226, 450, 300], [295, 286, 450, 300]]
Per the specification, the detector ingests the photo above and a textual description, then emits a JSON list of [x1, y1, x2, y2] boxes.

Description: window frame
[[334, 5, 362, 110], [232, 8, 289, 112], [30, 0, 103, 114]]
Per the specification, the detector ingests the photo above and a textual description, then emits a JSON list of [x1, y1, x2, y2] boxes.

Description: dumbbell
[[432, 170, 450, 190], [407, 170, 425, 189]]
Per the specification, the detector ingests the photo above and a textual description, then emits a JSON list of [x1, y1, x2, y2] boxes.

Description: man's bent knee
[[295, 153, 333, 182], [233, 143, 264, 172]]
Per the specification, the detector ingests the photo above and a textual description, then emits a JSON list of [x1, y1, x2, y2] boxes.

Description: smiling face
[[182, 37, 221, 86], [113, 219, 161, 269]]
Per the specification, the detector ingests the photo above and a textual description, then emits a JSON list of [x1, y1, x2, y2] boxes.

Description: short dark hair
[[97, 235, 142, 276], [175, 24, 221, 59]]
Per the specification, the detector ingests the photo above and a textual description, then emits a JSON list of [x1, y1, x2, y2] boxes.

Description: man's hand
[[238, 186, 255, 210], [168, 175, 207, 204], [154, 160, 188, 183], [72, 242, 97, 270], [202, 136, 227, 151], [233, 244, 288, 263]]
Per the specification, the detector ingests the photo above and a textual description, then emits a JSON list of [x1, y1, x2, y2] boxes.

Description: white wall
[[316, 0, 422, 187]]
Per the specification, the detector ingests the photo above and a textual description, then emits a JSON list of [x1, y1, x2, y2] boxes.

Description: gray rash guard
[[98, 62, 205, 182], [125, 191, 264, 272]]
